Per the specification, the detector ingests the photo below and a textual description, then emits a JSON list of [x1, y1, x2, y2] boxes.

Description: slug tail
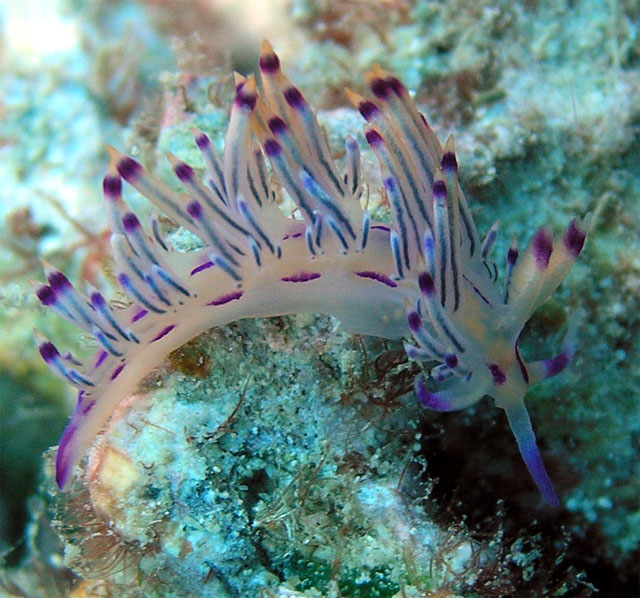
[[504, 400, 559, 506]]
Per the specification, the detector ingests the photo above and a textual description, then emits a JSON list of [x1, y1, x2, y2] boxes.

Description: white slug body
[[38, 42, 585, 504]]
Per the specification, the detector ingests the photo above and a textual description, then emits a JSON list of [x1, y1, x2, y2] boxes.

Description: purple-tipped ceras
[[37, 42, 585, 505]]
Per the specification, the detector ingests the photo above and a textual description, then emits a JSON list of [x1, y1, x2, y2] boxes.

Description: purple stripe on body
[[207, 290, 244, 306], [81, 400, 96, 415], [489, 363, 507, 386], [282, 232, 303, 241], [281, 271, 321, 283], [191, 261, 214, 276], [56, 422, 77, 487], [355, 270, 397, 288], [462, 275, 492, 306], [110, 363, 126, 380], [94, 350, 108, 369], [415, 376, 453, 411], [150, 324, 176, 343], [544, 352, 570, 378], [132, 309, 148, 323], [515, 342, 530, 384], [371, 224, 391, 232]]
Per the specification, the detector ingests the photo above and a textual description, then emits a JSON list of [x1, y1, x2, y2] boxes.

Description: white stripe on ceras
[[263, 138, 316, 225], [344, 135, 361, 196], [406, 311, 447, 360], [366, 69, 442, 184], [365, 127, 424, 267], [247, 147, 269, 207], [37, 336, 95, 389], [441, 141, 462, 311], [42, 267, 117, 344], [260, 111, 347, 245], [259, 61, 345, 201], [432, 176, 451, 308], [285, 88, 346, 200], [504, 228, 554, 326], [237, 196, 276, 255], [382, 176, 410, 271], [88, 288, 132, 342], [111, 150, 198, 236], [300, 170, 356, 244], [256, 108, 356, 252], [193, 129, 229, 206], [353, 88, 434, 238], [112, 235, 169, 313], [417, 272, 468, 355], [223, 76, 257, 204], [168, 153, 252, 243], [105, 180, 194, 308]]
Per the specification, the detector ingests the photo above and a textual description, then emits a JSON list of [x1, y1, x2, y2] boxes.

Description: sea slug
[[37, 42, 586, 505]]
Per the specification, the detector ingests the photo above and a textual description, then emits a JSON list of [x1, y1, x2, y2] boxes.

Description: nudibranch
[[37, 42, 585, 505]]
